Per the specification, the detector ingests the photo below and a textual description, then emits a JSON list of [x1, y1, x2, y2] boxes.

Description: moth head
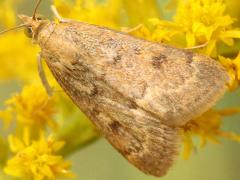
[[18, 14, 47, 39], [0, 0, 46, 40]]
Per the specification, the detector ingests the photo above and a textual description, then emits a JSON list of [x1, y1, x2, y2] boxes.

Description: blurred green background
[[1, 0, 240, 180]]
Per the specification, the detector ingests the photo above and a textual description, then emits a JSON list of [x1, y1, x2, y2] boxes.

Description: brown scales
[[16, 7, 230, 177]]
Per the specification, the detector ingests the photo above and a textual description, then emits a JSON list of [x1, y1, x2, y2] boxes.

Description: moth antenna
[[51, 5, 69, 23], [51, 5, 62, 21], [124, 24, 144, 34], [184, 42, 209, 50], [32, 0, 43, 20], [0, 24, 27, 35]]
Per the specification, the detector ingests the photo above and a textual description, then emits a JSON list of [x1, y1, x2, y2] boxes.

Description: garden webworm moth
[[0, 0, 230, 177]]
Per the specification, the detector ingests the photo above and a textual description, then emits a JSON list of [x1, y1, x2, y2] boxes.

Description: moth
[[1, 0, 230, 177]]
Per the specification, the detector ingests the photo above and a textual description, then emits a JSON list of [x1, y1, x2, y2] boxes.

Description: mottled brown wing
[[38, 21, 229, 126], [92, 96, 180, 177], [37, 21, 229, 176], [100, 43, 229, 126], [42, 52, 180, 177]]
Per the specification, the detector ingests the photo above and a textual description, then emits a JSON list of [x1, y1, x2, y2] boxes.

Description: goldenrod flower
[[121, 0, 161, 26], [0, 136, 9, 165], [54, 0, 161, 29], [55, 0, 122, 29], [0, 85, 57, 138], [226, 0, 240, 22], [127, 19, 180, 43], [4, 134, 74, 180], [0, 0, 40, 82], [0, 0, 16, 28], [130, 0, 240, 57], [182, 108, 240, 159], [174, 0, 240, 56], [219, 52, 240, 90], [0, 32, 39, 82]]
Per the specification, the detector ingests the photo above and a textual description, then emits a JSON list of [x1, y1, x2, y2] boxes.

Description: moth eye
[[35, 14, 45, 21], [24, 26, 33, 38]]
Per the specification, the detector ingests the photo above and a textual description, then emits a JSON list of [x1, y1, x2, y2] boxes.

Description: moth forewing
[[0, 0, 228, 177], [32, 20, 230, 176], [38, 21, 229, 126]]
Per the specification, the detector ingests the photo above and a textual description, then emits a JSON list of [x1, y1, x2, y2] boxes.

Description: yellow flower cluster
[[182, 108, 240, 159], [0, 85, 74, 179], [131, 0, 240, 56], [0, 0, 240, 179], [219, 52, 240, 90], [0, 0, 16, 28], [5, 134, 74, 180], [54, 0, 161, 29], [0, 32, 39, 82], [0, 85, 56, 137]]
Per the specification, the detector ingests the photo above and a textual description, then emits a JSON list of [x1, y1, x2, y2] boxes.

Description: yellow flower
[[0, 0, 16, 28], [125, 19, 180, 44], [4, 134, 74, 180], [121, 0, 161, 26], [174, 0, 240, 56], [0, 0, 41, 83], [54, 0, 122, 29], [0, 136, 9, 166], [54, 0, 161, 29], [0, 32, 39, 82], [130, 0, 240, 57], [165, 0, 179, 11], [182, 108, 240, 159], [219, 52, 240, 90], [0, 107, 13, 129], [226, 0, 240, 22], [0, 85, 57, 138], [130, 18, 183, 44]]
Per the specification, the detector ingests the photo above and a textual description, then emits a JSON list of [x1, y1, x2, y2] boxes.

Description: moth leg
[[184, 42, 209, 50], [124, 24, 144, 34], [50, 5, 70, 23], [37, 53, 53, 96]]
